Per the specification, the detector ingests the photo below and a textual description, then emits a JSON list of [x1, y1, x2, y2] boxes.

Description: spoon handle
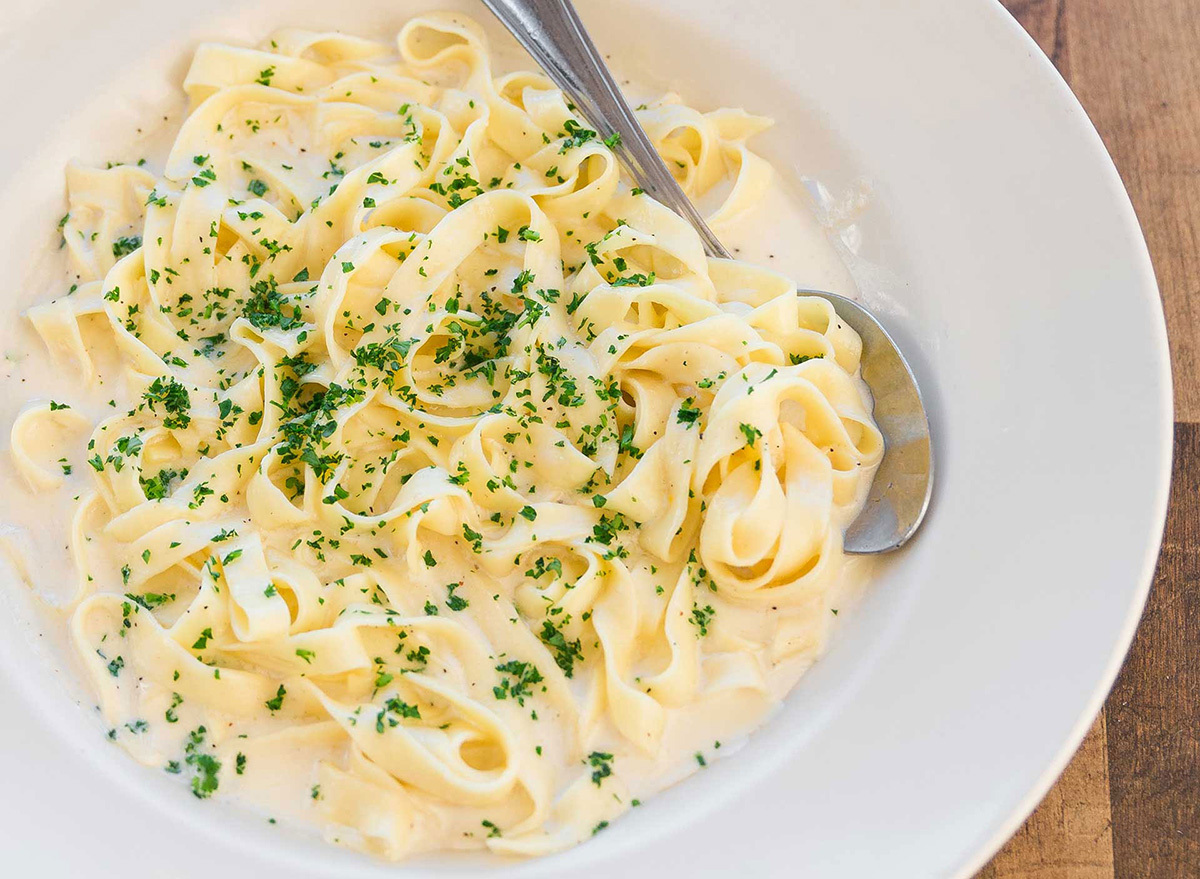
[[480, 0, 732, 258]]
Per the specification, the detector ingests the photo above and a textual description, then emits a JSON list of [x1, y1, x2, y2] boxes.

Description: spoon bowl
[[805, 290, 933, 552]]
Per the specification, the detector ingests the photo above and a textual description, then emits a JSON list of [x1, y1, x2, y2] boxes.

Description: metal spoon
[[481, 0, 932, 552]]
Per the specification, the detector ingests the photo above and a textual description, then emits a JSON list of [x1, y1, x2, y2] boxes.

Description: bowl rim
[[953, 2, 1173, 874]]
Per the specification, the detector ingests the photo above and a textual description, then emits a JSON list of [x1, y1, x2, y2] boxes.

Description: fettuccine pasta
[[9, 11, 882, 860]]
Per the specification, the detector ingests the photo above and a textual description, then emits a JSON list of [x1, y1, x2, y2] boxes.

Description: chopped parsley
[[539, 619, 584, 678]]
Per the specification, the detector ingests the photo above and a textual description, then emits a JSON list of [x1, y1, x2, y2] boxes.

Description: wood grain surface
[[977, 2, 1200, 877]]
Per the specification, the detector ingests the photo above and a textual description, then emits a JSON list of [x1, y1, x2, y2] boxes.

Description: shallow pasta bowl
[[0, 0, 1171, 877]]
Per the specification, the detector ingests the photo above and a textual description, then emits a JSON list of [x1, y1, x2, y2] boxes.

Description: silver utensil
[[481, 0, 932, 552]]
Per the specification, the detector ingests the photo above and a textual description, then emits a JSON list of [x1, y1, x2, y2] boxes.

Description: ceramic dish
[[0, 0, 1171, 876]]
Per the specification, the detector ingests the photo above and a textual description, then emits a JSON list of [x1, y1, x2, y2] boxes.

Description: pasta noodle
[[10, 11, 882, 860]]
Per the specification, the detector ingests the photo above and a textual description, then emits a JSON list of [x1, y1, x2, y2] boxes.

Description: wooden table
[[976, 2, 1199, 877]]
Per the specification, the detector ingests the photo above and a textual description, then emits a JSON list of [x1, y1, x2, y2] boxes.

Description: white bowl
[[0, 0, 1171, 876]]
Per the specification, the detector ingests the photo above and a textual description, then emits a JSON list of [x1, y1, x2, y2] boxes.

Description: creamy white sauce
[[0, 11, 881, 861]]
